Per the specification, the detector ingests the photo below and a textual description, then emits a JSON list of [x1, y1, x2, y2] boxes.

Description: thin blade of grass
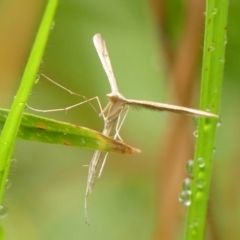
[[184, 0, 228, 239], [0, 0, 58, 205]]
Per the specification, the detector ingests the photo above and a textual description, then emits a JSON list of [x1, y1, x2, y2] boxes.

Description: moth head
[[106, 92, 124, 103]]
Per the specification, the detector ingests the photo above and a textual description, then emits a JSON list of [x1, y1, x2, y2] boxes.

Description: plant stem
[[0, 0, 58, 206], [184, 0, 228, 239]]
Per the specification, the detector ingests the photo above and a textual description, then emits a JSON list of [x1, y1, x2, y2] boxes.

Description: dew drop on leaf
[[211, 8, 217, 15], [196, 179, 205, 189], [197, 158, 205, 168], [182, 178, 192, 191], [179, 190, 191, 207], [193, 130, 198, 138], [186, 160, 194, 176], [5, 179, 12, 189], [35, 74, 40, 84], [0, 206, 8, 219]]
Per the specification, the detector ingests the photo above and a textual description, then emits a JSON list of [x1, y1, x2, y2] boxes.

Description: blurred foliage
[[0, 0, 239, 239]]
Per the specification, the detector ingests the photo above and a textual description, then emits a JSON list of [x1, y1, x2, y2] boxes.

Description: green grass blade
[[184, 0, 228, 239], [0, 108, 140, 153], [0, 0, 58, 205]]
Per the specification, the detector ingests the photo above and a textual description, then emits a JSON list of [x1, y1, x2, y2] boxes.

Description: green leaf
[[0, 108, 140, 154]]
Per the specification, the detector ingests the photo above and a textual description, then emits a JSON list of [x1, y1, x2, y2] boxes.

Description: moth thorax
[[106, 92, 124, 103]]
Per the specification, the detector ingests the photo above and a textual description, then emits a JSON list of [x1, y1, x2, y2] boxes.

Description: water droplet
[[219, 58, 225, 63], [189, 220, 199, 235], [5, 179, 11, 189], [217, 120, 222, 127], [0, 206, 8, 219], [179, 190, 191, 206], [186, 160, 194, 176], [63, 132, 67, 136], [224, 35, 228, 45], [182, 178, 192, 191], [50, 22, 55, 30], [211, 8, 217, 15], [197, 158, 205, 168], [203, 121, 211, 131], [35, 74, 40, 84], [208, 46, 215, 52], [212, 146, 216, 154], [196, 179, 205, 189], [81, 139, 86, 144], [193, 130, 198, 138]]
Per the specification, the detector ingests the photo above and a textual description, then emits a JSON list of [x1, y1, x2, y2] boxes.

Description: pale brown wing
[[125, 99, 218, 118], [93, 34, 119, 93]]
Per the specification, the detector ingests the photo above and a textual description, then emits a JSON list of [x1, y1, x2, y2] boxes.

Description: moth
[[84, 33, 217, 223]]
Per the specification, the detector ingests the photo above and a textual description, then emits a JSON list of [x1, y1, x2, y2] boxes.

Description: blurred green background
[[0, 0, 239, 239]]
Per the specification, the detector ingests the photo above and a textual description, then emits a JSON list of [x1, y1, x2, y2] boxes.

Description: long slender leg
[[84, 102, 114, 223], [98, 107, 129, 178], [84, 150, 104, 224], [114, 106, 129, 141], [26, 96, 103, 114], [28, 74, 104, 115]]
